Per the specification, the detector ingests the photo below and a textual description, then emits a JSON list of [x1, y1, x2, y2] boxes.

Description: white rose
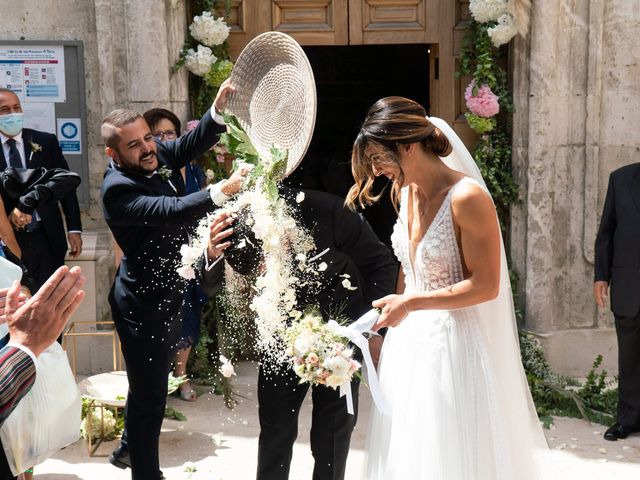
[[184, 45, 216, 77], [469, 0, 507, 23], [294, 334, 314, 354], [325, 373, 349, 389], [189, 12, 230, 47], [487, 13, 518, 47], [323, 354, 351, 378]]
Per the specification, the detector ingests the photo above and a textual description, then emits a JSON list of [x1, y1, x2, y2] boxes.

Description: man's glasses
[[154, 130, 177, 141]]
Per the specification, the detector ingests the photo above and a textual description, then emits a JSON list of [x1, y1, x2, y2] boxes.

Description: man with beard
[[100, 80, 246, 480]]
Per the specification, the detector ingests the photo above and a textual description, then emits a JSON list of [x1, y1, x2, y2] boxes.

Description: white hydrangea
[[469, 0, 508, 23], [488, 13, 518, 47], [189, 11, 230, 47], [184, 45, 216, 77]]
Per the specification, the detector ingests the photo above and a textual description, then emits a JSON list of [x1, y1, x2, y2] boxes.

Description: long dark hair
[[345, 96, 452, 210]]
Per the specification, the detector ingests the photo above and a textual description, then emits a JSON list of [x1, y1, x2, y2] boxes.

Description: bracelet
[[401, 295, 410, 316]]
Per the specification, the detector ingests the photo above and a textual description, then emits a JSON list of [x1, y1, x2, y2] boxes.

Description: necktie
[[6, 138, 23, 168]]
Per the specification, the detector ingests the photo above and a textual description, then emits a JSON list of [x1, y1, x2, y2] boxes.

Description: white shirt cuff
[[208, 181, 230, 206], [204, 250, 224, 271], [7, 341, 38, 363], [68, 230, 82, 234], [209, 105, 225, 125]]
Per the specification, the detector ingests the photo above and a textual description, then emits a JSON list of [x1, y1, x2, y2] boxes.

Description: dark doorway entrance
[[285, 44, 430, 246]]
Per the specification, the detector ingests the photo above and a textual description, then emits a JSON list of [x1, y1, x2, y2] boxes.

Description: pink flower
[[465, 81, 500, 118], [306, 352, 319, 365], [185, 119, 200, 133]]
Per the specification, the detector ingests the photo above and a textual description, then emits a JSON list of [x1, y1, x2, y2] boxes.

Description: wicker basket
[[227, 31, 317, 176]]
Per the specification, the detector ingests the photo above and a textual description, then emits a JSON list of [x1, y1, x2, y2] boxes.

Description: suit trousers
[[256, 364, 359, 480], [17, 227, 65, 292], [615, 310, 640, 426], [113, 311, 181, 480]]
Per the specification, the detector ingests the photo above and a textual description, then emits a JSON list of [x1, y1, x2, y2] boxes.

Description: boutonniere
[[28, 140, 42, 161], [157, 165, 173, 181]]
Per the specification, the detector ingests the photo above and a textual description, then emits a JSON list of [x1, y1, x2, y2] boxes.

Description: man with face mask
[[100, 80, 246, 480], [0, 88, 83, 291]]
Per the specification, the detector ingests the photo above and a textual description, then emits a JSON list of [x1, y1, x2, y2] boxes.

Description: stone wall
[[512, 0, 640, 376], [0, 0, 189, 373]]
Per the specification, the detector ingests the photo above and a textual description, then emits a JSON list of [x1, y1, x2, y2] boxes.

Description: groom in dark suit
[[0, 88, 83, 291], [201, 186, 398, 480], [100, 81, 245, 480], [594, 162, 640, 441]]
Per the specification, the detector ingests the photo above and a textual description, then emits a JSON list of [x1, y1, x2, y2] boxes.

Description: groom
[[201, 186, 398, 480], [100, 81, 246, 480]]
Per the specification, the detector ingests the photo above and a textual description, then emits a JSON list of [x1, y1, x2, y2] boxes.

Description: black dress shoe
[[604, 423, 638, 441], [108, 444, 130, 469]]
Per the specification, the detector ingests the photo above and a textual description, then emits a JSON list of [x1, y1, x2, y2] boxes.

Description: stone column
[[512, 0, 640, 375]]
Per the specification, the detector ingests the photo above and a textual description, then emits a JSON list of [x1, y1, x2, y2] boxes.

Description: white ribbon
[[327, 308, 389, 416]]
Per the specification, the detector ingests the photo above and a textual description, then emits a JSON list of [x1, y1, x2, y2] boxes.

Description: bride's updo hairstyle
[[345, 96, 452, 210]]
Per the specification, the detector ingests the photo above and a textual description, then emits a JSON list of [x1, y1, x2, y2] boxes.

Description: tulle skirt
[[366, 308, 540, 480]]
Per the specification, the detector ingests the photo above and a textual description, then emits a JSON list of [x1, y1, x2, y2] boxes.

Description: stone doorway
[[285, 44, 430, 245]]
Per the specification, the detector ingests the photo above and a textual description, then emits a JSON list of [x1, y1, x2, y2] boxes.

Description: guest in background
[[0, 88, 83, 292], [594, 162, 640, 441], [143, 108, 208, 402]]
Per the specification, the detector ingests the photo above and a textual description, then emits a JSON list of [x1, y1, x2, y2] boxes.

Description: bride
[[346, 97, 548, 479]]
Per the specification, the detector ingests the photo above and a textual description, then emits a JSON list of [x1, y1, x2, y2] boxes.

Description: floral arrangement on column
[[173, 0, 241, 407], [175, 1, 235, 181], [457, 0, 531, 232]]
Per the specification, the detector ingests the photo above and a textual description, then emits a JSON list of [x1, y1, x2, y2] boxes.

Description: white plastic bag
[[0, 342, 81, 476]]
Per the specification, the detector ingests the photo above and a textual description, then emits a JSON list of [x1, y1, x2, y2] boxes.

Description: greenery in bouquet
[[80, 398, 123, 441], [284, 310, 361, 389]]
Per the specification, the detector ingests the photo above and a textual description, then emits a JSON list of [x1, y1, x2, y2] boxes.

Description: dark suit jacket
[[594, 162, 640, 317], [0, 129, 82, 258], [101, 111, 224, 326], [200, 187, 398, 324], [0, 346, 35, 426]]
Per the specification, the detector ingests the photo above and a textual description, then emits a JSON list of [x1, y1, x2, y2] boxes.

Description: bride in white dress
[[346, 97, 548, 479]]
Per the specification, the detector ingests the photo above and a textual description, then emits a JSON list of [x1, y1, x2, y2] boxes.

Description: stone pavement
[[33, 362, 640, 479]]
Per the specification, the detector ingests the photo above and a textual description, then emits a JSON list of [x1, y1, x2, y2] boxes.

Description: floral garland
[[457, 0, 529, 235]]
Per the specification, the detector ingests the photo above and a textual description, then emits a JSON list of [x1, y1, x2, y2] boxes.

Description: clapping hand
[[0, 287, 27, 324], [4, 266, 85, 357]]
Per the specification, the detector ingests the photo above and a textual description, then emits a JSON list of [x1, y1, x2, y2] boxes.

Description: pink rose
[[465, 81, 500, 118]]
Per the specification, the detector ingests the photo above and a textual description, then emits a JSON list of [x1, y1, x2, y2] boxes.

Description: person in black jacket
[[0, 88, 83, 292], [594, 162, 640, 441], [100, 80, 246, 480], [200, 186, 398, 480]]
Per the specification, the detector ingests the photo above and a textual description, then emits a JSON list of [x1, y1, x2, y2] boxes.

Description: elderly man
[[100, 80, 246, 480], [594, 161, 640, 441], [0, 88, 83, 291]]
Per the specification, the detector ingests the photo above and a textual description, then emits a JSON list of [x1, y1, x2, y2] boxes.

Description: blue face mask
[[0, 113, 24, 137]]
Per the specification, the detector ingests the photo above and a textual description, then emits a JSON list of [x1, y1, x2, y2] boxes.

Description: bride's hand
[[372, 294, 410, 330]]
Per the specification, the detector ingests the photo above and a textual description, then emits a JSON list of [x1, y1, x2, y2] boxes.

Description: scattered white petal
[[295, 191, 305, 203], [342, 278, 357, 291], [598, 448, 607, 454], [183, 461, 197, 473], [318, 262, 327, 272], [616, 454, 625, 460], [622, 445, 631, 450]]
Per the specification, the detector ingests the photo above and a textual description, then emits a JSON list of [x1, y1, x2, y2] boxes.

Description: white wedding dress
[[366, 178, 546, 479]]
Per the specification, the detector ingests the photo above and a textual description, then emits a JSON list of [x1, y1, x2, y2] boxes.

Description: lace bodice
[[391, 179, 470, 293]]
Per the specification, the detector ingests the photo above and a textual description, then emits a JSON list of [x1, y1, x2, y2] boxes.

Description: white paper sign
[[0, 46, 66, 103], [56, 118, 82, 154], [22, 102, 56, 134]]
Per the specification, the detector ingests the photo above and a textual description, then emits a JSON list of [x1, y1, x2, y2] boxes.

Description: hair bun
[[425, 127, 452, 157]]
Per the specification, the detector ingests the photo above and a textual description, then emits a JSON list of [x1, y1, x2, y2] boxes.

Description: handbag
[[0, 342, 81, 476]]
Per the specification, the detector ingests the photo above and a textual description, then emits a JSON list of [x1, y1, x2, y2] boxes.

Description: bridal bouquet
[[284, 311, 361, 389]]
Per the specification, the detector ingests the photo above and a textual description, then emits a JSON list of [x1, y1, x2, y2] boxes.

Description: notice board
[[0, 41, 89, 208]]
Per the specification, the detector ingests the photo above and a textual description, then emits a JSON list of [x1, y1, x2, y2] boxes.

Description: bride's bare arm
[[395, 266, 406, 294], [373, 182, 501, 329], [0, 197, 21, 258]]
